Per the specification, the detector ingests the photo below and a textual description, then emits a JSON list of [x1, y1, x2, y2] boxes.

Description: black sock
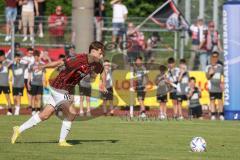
[[211, 112, 216, 116], [32, 108, 36, 112], [220, 112, 224, 116], [37, 108, 41, 112], [8, 108, 12, 113]]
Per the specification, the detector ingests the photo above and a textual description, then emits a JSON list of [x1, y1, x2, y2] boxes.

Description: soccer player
[[11, 53, 29, 115], [21, 48, 35, 109], [187, 77, 203, 119], [11, 41, 106, 146], [155, 65, 169, 120], [79, 74, 92, 117], [133, 56, 148, 118], [28, 50, 46, 115], [176, 59, 189, 120], [206, 51, 224, 120], [166, 57, 180, 119], [101, 59, 117, 116], [0, 50, 13, 115]]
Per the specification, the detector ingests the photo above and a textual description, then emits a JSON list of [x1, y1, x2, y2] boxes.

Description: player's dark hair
[[0, 50, 5, 56], [159, 65, 167, 72], [27, 47, 34, 52], [59, 54, 65, 59], [14, 42, 20, 48], [33, 50, 40, 57], [89, 41, 104, 53], [190, 77, 196, 82], [104, 59, 110, 63], [212, 51, 219, 57], [168, 57, 175, 64], [180, 58, 186, 64], [15, 53, 21, 57], [135, 56, 143, 61]]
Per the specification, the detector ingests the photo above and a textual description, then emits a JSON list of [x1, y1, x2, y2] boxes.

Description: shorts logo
[[64, 93, 71, 101]]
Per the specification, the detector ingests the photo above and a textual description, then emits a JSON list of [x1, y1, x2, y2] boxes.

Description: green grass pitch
[[0, 116, 240, 160]]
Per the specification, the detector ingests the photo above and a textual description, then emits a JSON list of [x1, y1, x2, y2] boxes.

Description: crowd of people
[[4, 0, 67, 43], [1, 0, 225, 121]]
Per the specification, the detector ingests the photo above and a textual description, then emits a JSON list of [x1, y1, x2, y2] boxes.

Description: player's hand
[[208, 67, 215, 75]]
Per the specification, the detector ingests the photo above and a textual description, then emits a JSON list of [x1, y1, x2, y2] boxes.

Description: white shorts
[[46, 87, 74, 110]]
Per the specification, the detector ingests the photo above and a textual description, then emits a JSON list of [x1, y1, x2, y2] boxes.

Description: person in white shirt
[[111, 0, 128, 45], [19, 0, 39, 42], [20, 48, 35, 109], [189, 18, 207, 70]]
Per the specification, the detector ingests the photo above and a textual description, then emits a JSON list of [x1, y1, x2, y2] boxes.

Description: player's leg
[[11, 105, 55, 144], [109, 100, 114, 116], [217, 94, 224, 120], [4, 92, 12, 115], [209, 93, 216, 120], [58, 103, 77, 146], [35, 94, 42, 113], [86, 96, 91, 116], [177, 100, 183, 120], [79, 95, 84, 116], [102, 99, 107, 115]]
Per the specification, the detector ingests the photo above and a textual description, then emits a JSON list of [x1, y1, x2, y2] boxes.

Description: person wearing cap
[[199, 21, 223, 71], [111, 0, 128, 45], [0, 50, 13, 115], [10, 53, 29, 115], [189, 18, 207, 70]]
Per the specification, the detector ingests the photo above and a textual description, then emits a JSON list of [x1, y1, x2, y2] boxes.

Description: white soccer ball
[[190, 137, 207, 152]]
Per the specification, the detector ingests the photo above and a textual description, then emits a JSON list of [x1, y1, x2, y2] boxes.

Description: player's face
[[92, 49, 103, 62], [135, 59, 142, 66], [0, 55, 5, 61], [168, 63, 174, 69], [179, 64, 187, 71], [27, 50, 33, 56], [15, 56, 21, 62], [211, 54, 218, 65], [189, 80, 195, 88]]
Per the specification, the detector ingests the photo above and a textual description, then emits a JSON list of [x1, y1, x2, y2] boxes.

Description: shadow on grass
[[15, 139, 119, 145]]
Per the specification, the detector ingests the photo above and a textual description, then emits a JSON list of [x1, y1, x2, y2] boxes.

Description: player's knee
[[39, 113, 51, 121]]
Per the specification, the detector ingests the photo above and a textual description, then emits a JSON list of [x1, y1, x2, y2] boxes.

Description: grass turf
[[0, 116, 240, 160]]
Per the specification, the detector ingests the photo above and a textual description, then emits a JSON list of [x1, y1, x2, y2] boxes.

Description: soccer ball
[[190, 137, 207, 152]]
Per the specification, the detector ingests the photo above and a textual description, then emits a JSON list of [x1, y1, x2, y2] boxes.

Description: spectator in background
[[21, 47, 35, 109], [127, 22, 145, 63], [101, 60, 117, 116], [111, 0, 128, 45], [6, 42, 24, 60], [187, 77, 203, 119], [16, 1, 22, 34], [40, 49, 51, 64], [79, 74, 92, 117], [155, 65, 169, 120], [11, 53, 29, 115], [36, 0, 45, 38], [48, 5, 67, 44], [206, 51, 224, 121], [94, 0, 105, 42], [189, 18, 207, 70], [133, 56, 148, 118], [0, 50, 13, 115], [166, 57, 180, 120], [199, 21, 223, 71], [4, 0, 18, 42], [176, 59, 189, 120], [64, 44, 76, 58], [20, 0, 39, 42], [145, 32, 160, 63], [28, 50, 45, 115]]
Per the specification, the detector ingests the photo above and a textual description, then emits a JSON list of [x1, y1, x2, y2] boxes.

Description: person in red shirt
[[48, 5, 67, 44], [11, 41, 107, 147]]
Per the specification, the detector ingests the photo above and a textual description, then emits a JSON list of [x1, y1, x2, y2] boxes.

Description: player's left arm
[[100, 70, 108, 93], [38, 59, 64, 71]]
